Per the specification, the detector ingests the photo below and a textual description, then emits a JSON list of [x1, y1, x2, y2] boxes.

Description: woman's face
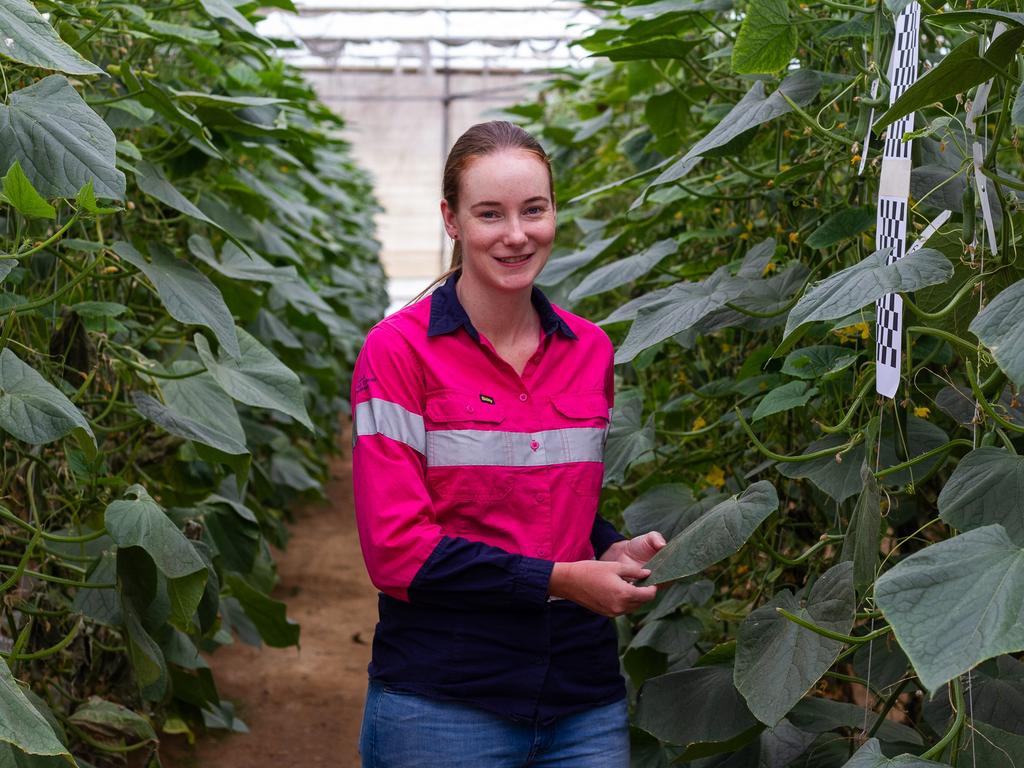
[[441, 148, 556, 294]]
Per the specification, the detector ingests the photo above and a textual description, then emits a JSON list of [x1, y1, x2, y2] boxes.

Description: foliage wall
[[511, 0, 1024, 765], [0, 1, 385, 765]]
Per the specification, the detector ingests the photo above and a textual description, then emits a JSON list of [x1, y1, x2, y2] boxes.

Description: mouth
[[495, 253, 533, 266]]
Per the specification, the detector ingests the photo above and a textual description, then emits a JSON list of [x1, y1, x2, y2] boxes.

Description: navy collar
[[427, 269, 578, 342]]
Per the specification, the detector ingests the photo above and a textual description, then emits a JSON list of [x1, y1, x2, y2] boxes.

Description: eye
[[480, 210, 500, 220], [525, 206, 543, 215]]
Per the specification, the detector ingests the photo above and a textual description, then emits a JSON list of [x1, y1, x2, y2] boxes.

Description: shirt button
[[519, 393, 528, 402], [465, 405, 474, 413], [534, 493, 546, 502], [535, 547, 548, 557], [532, 355, 541, 364]]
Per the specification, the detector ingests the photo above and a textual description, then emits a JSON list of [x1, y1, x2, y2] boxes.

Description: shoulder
[[550, 302, 614, 357], [362, 294, 433, 351]]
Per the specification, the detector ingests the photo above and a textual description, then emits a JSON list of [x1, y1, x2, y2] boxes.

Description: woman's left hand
[[600, 531, 667, 568]]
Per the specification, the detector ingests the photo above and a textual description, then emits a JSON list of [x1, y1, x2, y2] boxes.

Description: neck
[[455, 270, 538, 347]]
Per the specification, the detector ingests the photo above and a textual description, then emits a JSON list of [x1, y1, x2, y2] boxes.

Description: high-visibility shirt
[[351, 269, 626, 724]]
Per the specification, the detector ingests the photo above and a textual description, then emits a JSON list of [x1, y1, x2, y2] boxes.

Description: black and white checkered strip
[[877, 197, 907, 264], [889, 4, 920, 102], [876, 294, 902, 368]]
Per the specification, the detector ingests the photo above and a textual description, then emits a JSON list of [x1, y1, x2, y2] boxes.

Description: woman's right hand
[[548, 560, 658, 617]]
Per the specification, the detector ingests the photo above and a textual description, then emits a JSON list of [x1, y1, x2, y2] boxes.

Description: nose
[[503, 216, 528, 247]]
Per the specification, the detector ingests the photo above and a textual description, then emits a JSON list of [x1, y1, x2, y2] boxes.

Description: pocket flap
[[426, 391, 505, 424], [550, 392, 610, 421]]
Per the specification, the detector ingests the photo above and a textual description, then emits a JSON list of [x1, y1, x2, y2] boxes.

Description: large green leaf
[[195, 327, 313, 431], [161, 365, 246, 447], [0, 658, 72, 763], [841, 464, 881, 593], [938, 448, 1024, 545], [133, 161, 217, 227], [783, 247, 952, 339], [604, 389, 654, 484], [875, 524, 1024, 692], [188, 235, 297, 284], [645, 70, 822, 194], [735, 562, 855, 726], [0, 348, 95, 453], [636, 664, 762, 754], [623, 484, 728, 540], [614, 268, 747, 364], [1, 161, 54, 219], [875, 27, 1024, 133], [113, 241, 239, 359], [731, 0, 796, 75], [0, 0, 104, 75], [198, 0, 259, 35], [751, 380, 817, 422], [224, 574, 299, 648], [805, 208, 876, 250], [104, 485, 208, 631], [591, 36, 702, 61], [641, 481, 779, 585], [842, 739, 942, 766], [68, 698, 156, 745], [969, 278, 1024, 387], [131, 392, 248, 456], [787, 697, 922, 744], [536, 235, 617, 287], [781, 345, 858, 380], [569, 238, 677, 300], [0, 75, 124, 200]]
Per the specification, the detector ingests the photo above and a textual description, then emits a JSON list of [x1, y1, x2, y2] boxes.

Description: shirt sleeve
[[351, 323, 554, 609], [591, 331, 625, 558]]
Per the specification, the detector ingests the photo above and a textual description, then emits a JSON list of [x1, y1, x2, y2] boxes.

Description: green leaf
[[536, 235, 617, 287], [131, 392, 248, 456], [0, 348, 95, 453], [0, 658, 73, 763], [646, 70, 822, 193], [642, 481, 779, 585], [776, 436, 866, 503], [787, 697, 922, 744], [1014, 81, 1024, 127], [0, 0, 104, 75], [161, 365, 246, 447], [591, 36, 702, 61], [1, 161, 55, 219], [120, 599, 167, 700], [805, 208, 876, 250], [842, 464, 881, 593], [104, 485, 208, 631], [636, 664, 762, 753], [71, 552, 120, 626], [623, 484, 728, 540], [875, 524, 1024, 692], [68, 698, 157, 745], [0, 75, 124, 200], [132, 161, 217, 227], [969, 278, 1024, 387], [735, 562, 855, 726], [113, 241, 239, 359], [198, 0, 260, 35], [194, 327, 313, 431], [781, 345, 858, 380], [841, 739, 943, 766], [74, 180, 120, 215], [875, 27, 1024, 133], [224, 573, 299, 648], [569, 238, 677, 300], [731, 0, 796, 75], [783, 247, 953, 339], [141, 19, 221, 46], [938, 447, 1024, 545], [170, 91, 286, 109], [188, 235, 298, 284], [751, 380, 817, 421], [614, 268, 747, 364]]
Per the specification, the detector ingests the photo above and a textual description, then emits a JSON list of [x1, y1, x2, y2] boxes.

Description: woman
[[351, 120, 666, 767]]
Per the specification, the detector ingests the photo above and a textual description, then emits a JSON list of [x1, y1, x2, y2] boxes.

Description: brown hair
[[410, 121, 555, 304]]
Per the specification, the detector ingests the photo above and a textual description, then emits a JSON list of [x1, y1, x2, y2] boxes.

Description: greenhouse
[[1, 0, 1024, 766]]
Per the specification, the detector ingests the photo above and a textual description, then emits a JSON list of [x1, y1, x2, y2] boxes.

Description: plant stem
[[735, 407, 864, 462], [776, 607, 892, 645], [922, 676, 965, 760]]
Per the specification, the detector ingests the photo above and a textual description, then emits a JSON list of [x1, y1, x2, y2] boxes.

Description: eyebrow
[[469, 196, 550, 208]]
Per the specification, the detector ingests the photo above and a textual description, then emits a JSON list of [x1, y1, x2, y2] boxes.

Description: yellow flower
[[851, 154, 862, 166], [675, 371, 689, 386], [692, 416, 707, 431], [762, 261, 777, 276], [914, 406, 931, 418], [705, 466, 726, 488], [738, 232, 750, 240], [788, 231, 800, 244], [833, 321, 871, 344]]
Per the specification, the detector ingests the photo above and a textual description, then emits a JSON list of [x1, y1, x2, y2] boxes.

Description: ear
[[440, 198, 459, 239]]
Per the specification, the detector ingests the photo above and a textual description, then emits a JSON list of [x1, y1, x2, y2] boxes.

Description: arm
[[351, 324, 552, 610]]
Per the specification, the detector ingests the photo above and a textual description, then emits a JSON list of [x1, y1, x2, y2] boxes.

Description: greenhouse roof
[[257, 1, 600, 72]]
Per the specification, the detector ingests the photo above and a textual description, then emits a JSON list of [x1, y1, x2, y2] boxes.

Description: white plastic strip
[[875, 2, 921, 400], [425, 427, 605, 468], [907, 209, 952, 254], [354, 398, 427, 454]]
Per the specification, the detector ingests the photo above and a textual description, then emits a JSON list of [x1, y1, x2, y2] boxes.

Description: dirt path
[[162, 426, 378, 767]]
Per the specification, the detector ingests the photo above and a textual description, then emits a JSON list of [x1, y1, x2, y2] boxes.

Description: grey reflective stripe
[[426, 427, 605, 468], [354, 398, 426, 454]]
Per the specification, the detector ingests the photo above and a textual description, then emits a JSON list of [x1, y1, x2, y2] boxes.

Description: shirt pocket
[[424, 390, 513, 501], [550, 391, 610, 498]]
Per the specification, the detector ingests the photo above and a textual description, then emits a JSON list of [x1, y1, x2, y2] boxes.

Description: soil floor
[[161, 428, 378, 767]]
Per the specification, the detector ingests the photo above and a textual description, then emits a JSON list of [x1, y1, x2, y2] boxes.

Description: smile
[[496, 253, 532, 265]]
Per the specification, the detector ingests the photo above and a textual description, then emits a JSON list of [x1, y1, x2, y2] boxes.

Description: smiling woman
[[350, 121, 667, 767]]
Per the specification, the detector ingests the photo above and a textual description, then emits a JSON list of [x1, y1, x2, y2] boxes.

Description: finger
[[647, 531, 667, 550], [616, 562, 650, 580]]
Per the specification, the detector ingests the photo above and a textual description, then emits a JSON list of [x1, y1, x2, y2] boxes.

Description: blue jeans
[[359, 680, 630, 767]]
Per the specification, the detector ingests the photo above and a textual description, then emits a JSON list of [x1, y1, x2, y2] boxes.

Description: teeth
[[498, 254, 530, 264]]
